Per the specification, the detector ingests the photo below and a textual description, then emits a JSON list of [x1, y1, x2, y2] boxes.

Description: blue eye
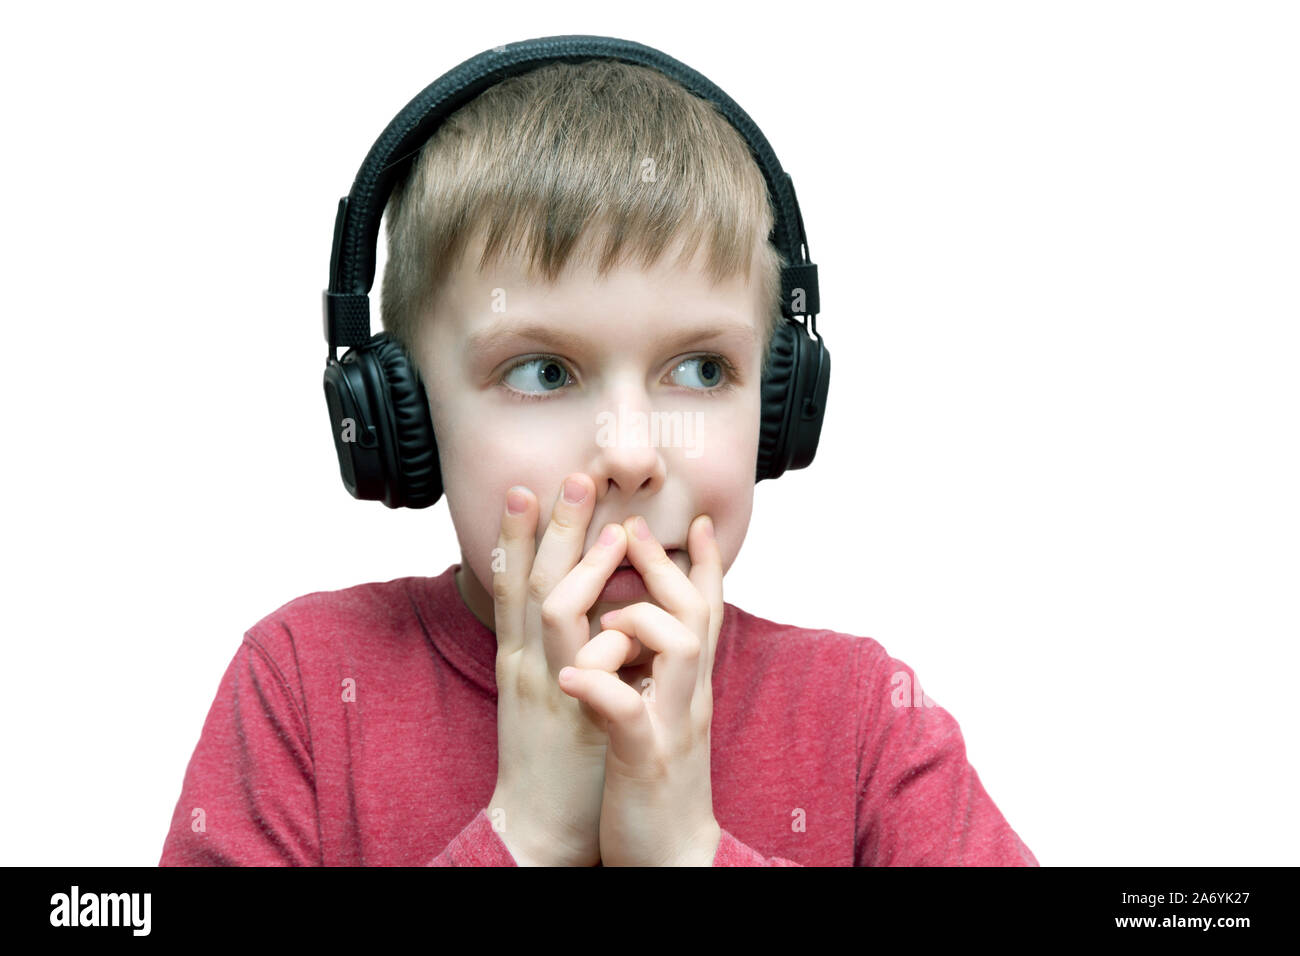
[[501, 357, 571, 397], [670, 355, 727, 389], [499, 353, 739, 403]]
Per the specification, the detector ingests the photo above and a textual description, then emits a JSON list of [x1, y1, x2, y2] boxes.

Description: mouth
[[618, 548, 683, 570]]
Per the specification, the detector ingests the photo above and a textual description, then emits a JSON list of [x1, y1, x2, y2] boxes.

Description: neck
[[455, 562, 496, 632]]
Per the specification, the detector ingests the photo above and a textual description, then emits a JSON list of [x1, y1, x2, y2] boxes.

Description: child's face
[[412, 226, 766, 646]]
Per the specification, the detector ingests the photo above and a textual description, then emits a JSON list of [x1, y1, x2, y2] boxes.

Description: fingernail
[[563, 478, 587, 504], [559, 667, 575, 681], [703, 516, 714, 540], [507, 487, 528, 514], [634, 516, 651, 540], [599, 525, 618, 547]]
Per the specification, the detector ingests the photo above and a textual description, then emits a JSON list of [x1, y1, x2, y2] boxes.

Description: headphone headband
[[323, 34, 819, 355]]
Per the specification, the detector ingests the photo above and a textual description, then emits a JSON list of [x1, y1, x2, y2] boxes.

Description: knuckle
[[612, 695, 646, 727], [492, 570, 513, 605], [550, 503, 585, 532], [499, 659, 522, 695], [526, 570, 552, 606], [539, 593, 566, 629], [514, 652, 550, 700], [573, 638, 604, 669], [646, 750, 672, 778], [514, 668, 543, 703]]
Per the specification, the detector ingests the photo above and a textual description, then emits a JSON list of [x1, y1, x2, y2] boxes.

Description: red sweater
[[159, 564, 1038, 866]]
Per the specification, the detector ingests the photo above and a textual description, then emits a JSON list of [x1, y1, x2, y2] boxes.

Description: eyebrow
[[464, 317, 757, 361]]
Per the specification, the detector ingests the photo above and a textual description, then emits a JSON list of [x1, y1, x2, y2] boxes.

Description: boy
[[159, 52, 1037, 866]]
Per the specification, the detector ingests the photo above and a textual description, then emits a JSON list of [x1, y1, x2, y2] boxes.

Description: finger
[[537, 521, 630, 670], [557, 666, 656, 762], [524, 474, 598, 667], [685, 514, 724, 702], [621, 514, 711, 654], [573, 626, 643, 673], [491, 485, 538, 656], [597, 603, 698, 719]]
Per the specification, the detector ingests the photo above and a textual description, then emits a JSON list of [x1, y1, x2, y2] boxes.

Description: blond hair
[[380, 58, 786, 379]]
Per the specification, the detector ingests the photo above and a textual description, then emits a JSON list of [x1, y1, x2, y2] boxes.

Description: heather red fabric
[[159, 564, 1038, 866]]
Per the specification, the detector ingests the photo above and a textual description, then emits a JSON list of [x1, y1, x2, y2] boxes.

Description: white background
[[1, 0, 1295, 866]]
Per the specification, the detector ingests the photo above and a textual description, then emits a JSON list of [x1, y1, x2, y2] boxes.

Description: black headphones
[[322, 35, 830, 509]]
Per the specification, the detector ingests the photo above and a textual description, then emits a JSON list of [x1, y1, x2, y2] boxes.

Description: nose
[[590, 384, 667, 498]]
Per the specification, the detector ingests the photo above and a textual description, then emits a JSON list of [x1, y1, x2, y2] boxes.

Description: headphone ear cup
[[368, 335, 441, 509], [323, 334, 441, 509], [785, 332, 829, 472], [755, 318, 830, 481], [756, 318, 799, 482], [324, 349, 386, 502]]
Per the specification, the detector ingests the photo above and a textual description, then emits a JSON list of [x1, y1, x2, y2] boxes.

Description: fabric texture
[[158, 564, 1038, 866]]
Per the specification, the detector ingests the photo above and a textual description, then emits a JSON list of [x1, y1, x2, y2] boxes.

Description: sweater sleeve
[[159, 635, 520, 867], [425, 809, 518, 866], [854, 641, 1039, 867], [159, 638, 322, 865], [712, 827, 803, 866]]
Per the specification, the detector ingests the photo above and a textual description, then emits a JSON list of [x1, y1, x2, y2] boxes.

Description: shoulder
[[239, 576, 430, 672], [720, 602, 935, 712], [722, 600, 891, 670], [249, 577, 425, 633], [719, 601, 903, 700]]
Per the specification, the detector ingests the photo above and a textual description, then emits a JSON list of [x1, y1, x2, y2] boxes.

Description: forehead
[[442, 224, 764, 352]]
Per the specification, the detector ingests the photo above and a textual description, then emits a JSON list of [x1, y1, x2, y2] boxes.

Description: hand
[[488, 473, 632, 866], [557, 512, 725, 866]]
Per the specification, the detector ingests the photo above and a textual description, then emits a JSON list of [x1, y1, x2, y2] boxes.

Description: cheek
[[690, 390, 761, 474], [435, 397, 561, 498], [423, 361, 571, 567], [688, 464, 753, 569], [440, 441, 568, 570]]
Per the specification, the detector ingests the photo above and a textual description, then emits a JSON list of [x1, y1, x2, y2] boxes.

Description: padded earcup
[[756, 318, 800, 482], [756, 317, 831, 481], [787, 330, 829, 472], [369, 335, 441, 508]]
